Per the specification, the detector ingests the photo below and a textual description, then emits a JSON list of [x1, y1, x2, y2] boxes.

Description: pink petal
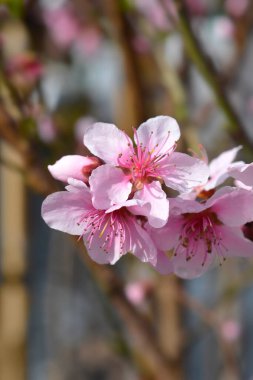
[[136, 116, 180, 155], [229, 162, 253, 187], [65, 178, 88, 192], [84, 212, 157, 265], [83, 122, 132, 165], [48, 155, 98, 183], [148, 215, 182, 251], [41, 189, 91, 235], [171, 239, 215, 279], [106, 199, 143, 213], [169, 197, 205, 215], [151, 250, 174, 275], [89, 165, 132, 209], [163, 152, 209, 193], [129, 220, 158, 263], [210, 187, 253, 226], [84, 229, 126, 264], [217, 225, 253, 258], [131, 181, 169, 228], [206, 146, 242, 190]]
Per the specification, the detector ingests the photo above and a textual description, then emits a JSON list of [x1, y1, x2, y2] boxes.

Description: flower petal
[[84, 212, 157, 265], [171, 239, 215, 279], [136, 116, 180, 155], [83, 229, 125, 264], [130, 181, 169, 228], [151, 250, 174, 275], [211, 187, 253, 226], [163, 152, 209, 193], [41, 189, 91, 235], [89, 164, 132, 209], [229, 162, 253, 188], [48, 155, 98, 183], [83, 122, 132, 165], [65, 178, 88, 192], [129, 220, 158, 263], [217, 225, 253, 258], [147, 215, 182, 251], [205, 146, 242, 190]]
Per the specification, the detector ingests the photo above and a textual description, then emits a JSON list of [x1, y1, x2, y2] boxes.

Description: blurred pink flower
[[75, 27, 102, 56], [225, 0, 249, 18], [214, 16, 234, 39], [220, 319, 241, 342], [134, 0, 171, 30], [75, 116, 96, 143], [125, 281, 153, 305], [6, 53, 43, 82], [185, 0, 207, 15], [84, 116, 208, 228], [36, 115, 57, 143], [44, 7, 79, 49], [150, 187, 253, 278], [42, 184, 157, 265]]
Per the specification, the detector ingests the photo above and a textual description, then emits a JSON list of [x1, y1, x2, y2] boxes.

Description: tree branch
[[165, 0, 253, 150]]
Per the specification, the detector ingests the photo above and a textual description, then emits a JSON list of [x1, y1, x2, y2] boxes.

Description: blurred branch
[[0, 154, 24, 174], [105, 0, 146, 127], [76, 249, 180, 379], [234, 0, 253, 56], [162, 0, 253, 150], [177, 287, 240, 379], [0, 106, 57, 194]]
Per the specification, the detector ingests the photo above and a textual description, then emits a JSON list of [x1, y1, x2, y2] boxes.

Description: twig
[[75, 248, 180, 379], [163, 0, 253, 150]]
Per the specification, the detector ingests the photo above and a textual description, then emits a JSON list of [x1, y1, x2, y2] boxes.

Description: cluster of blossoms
[[42, 116, 253, 279]]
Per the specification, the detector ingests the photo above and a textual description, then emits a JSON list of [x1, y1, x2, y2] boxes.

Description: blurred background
[[1, 0, 253, 379]]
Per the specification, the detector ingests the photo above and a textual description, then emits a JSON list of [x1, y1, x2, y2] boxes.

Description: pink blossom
[[43, 7, 79, 49], [133, 0, 171, 30], [149, 187, 253, 278], [225, 0, 249, 18], [36, 115, 57, 143], [184, 146, 241, 200], [185, 0, 207, 15], [84, 116, 209, 228], [124, 281, 153, 305], [229, 162, 253, 189], [214, 16, 234, 39], [75, 27, 102, 57], [6, 53, 43, 82], [41, 185, 157, 265], [48, 155, 101, 184]]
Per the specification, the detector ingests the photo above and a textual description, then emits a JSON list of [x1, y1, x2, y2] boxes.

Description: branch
[[166, 0, 253, 150]]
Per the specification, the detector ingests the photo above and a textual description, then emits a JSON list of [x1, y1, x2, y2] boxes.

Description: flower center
[[118, 129, 176, 190], [78, 208, 130, 254], [174, 210, 227, 266]]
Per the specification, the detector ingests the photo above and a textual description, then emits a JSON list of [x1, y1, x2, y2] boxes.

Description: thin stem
[[166, 0, 253, 151]]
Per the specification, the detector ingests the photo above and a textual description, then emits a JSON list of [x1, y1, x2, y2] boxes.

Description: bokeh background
[[1, 0, 253, 379]]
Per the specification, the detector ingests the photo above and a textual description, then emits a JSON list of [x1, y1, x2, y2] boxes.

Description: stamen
[[174, 211, 227, 267]]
